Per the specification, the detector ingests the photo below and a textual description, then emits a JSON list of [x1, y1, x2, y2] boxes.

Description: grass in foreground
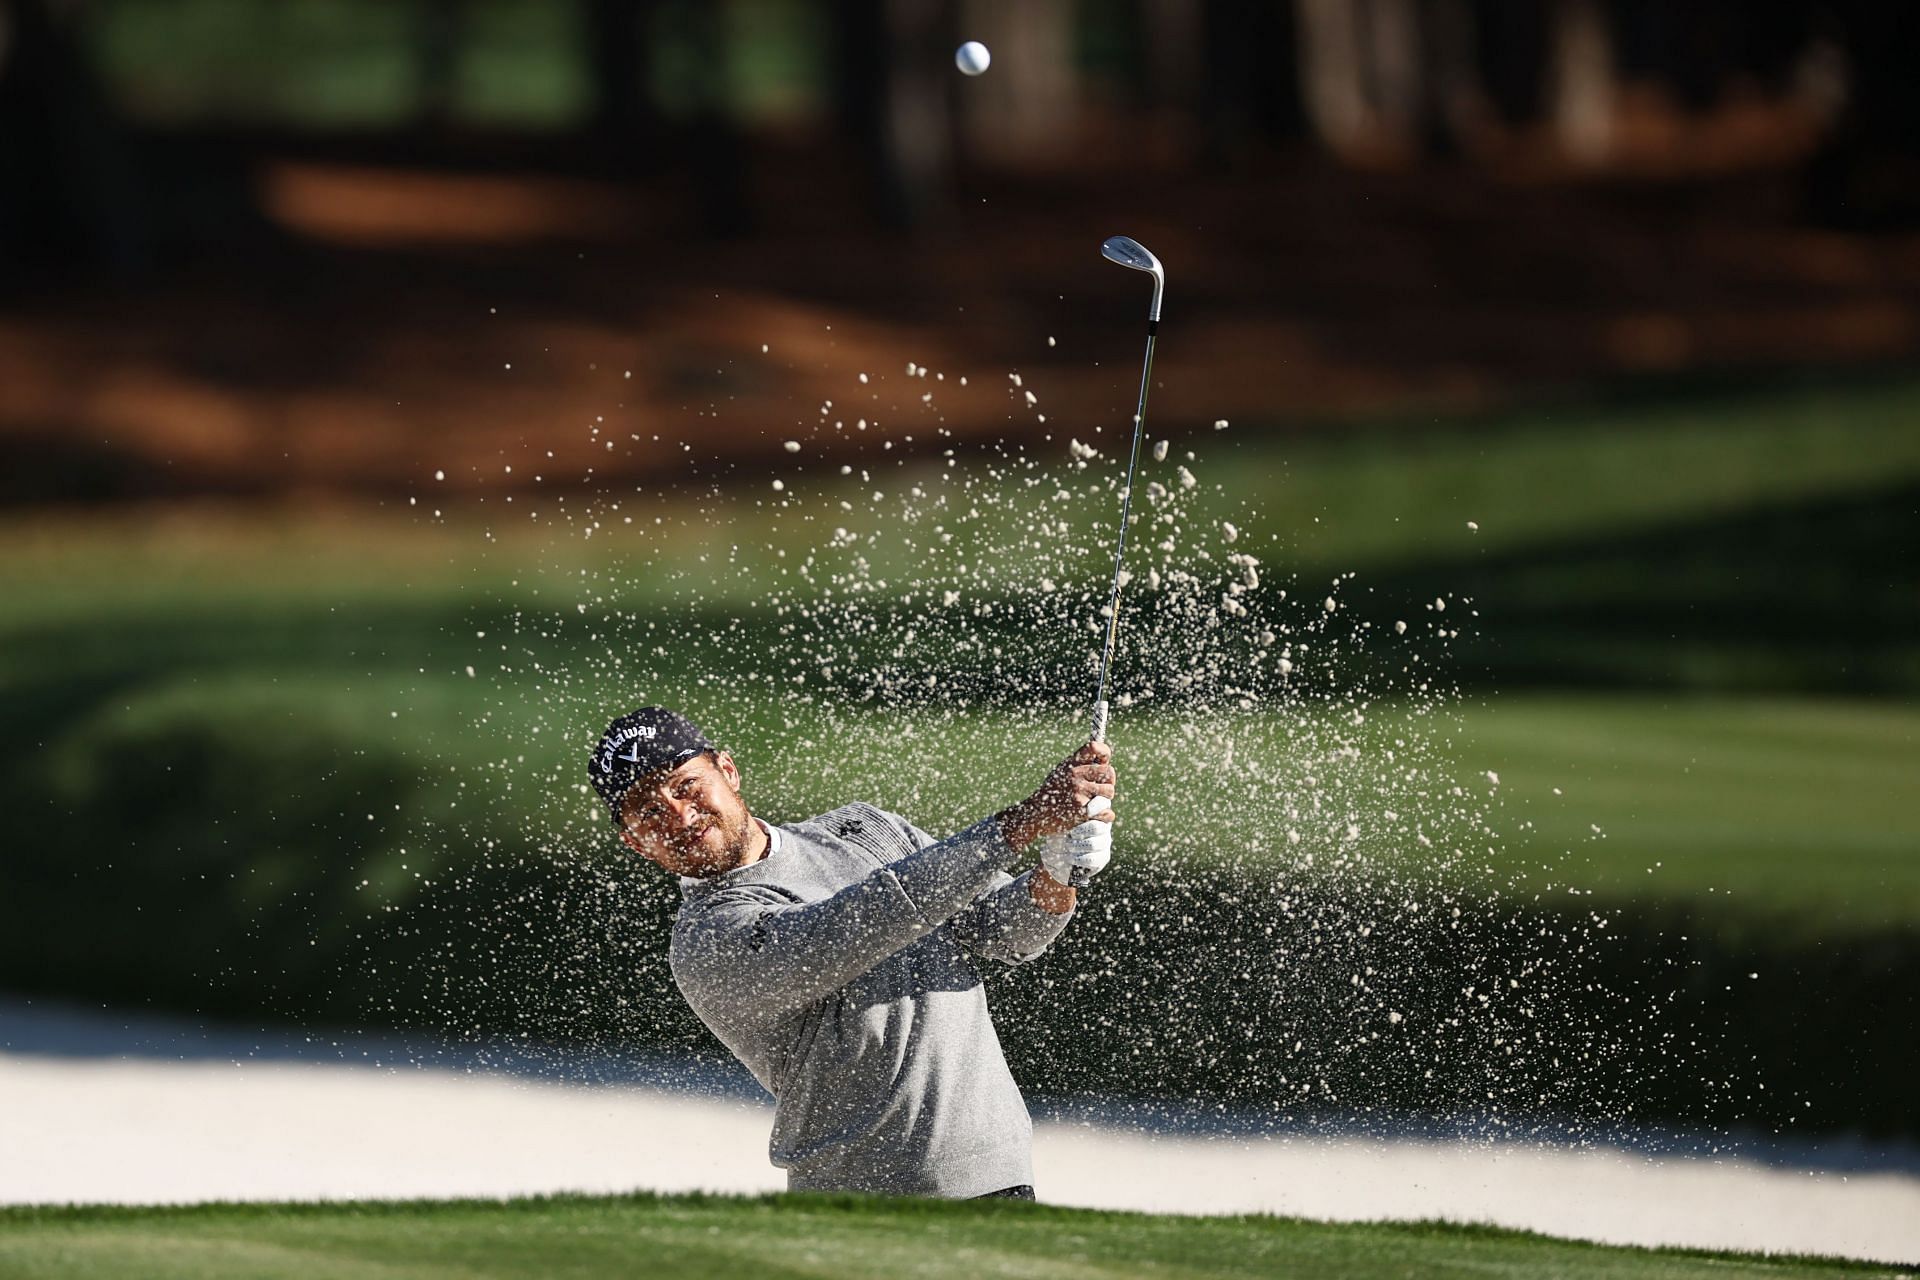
[[0, 1193, 1905, 1280]]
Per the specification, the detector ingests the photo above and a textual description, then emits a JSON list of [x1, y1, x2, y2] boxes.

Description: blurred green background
[[1, 0, 1915, 1140]]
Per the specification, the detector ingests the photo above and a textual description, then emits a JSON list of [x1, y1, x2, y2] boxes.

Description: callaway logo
[[599, 721, 660, 772]]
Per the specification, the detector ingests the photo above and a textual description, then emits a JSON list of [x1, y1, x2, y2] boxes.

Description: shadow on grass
[[1404, 481, 1920, 693]]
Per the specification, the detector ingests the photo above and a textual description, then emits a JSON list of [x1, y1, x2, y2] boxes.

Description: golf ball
[[955, 41, 991, 76]]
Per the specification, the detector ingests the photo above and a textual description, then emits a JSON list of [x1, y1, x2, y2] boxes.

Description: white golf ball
[[955, 41, 991, 76]]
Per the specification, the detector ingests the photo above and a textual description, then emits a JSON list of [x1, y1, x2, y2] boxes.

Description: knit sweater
[[669, 804, 1073, 1196]]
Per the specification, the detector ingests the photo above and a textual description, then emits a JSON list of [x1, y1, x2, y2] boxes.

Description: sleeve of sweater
[[671, 816, 1017, 1020], [895, 815, 1075, 965]]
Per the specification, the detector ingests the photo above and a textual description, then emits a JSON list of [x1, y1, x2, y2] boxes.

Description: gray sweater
[[669, 803, 1074, 1197]]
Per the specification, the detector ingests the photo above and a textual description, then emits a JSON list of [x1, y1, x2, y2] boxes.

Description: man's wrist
[[996, 802, 1041, 854], [1027, 870, 1076, 914]]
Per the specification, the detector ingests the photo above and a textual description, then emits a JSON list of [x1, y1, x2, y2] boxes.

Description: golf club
[[1063, 235, 1163, 888], [1089, 234, 1163, 745]]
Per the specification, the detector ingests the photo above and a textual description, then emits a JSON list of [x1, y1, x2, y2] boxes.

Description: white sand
[[3, 1051, 1916, 1264]]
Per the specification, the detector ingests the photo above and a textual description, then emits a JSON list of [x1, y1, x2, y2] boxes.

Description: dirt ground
[[8, 144, 1920, 504]]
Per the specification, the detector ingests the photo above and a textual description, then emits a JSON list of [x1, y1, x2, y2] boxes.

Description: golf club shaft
[[1089, 324, 1157, 744]]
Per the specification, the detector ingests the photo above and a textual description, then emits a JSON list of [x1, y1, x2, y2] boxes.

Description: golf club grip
[[1078, 705, 1112, 890]]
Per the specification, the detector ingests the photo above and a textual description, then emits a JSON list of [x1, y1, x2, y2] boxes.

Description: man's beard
[[710, 809, 754, 868], [681, 805, 753, 874]]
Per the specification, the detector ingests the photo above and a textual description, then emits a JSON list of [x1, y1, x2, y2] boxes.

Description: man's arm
[[891, 815, 1076, 965], [950, 869, 1076, 963], [674, 743, 1114, 1020], [673, 817, 1016, 1020]]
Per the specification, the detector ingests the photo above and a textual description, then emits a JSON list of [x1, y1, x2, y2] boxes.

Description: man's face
[[617, 751, 756, 878]]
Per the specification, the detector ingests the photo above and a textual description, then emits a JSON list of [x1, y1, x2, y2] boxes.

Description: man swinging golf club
[[588, 706, 1115, 1199], [591, 235, 1164, 1199]]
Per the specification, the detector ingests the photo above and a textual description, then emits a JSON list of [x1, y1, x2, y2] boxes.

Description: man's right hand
[[997, 740, 1116, 852], [1040, 797, 1113, 885]]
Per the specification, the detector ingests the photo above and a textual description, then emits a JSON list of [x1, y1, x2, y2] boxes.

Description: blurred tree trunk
[[585, 0, 659, 158], [622, 0, 748, 235], [957, 0, 1074, 166], [1142, 0, 1202, 120], [1729, 4, 1815, 95], [1200, 0, 1307, 163], [1476, 0, 1551, 126], [1669, 0, 1733, 112], [1550, 0, 1615, 163], [1804, 0, 1920, 228], [0, 0, 145, 277], [832, 0, 950, 229], [1296, 0, 1474, 159], [1608, 0, 1730, 111], [1415, 0, 1480, 156], [414, 0, 468, 129], [1366, 0, 1422, 149], [1608, 0, 1670, 87], [1296, 0, 1375, 153]]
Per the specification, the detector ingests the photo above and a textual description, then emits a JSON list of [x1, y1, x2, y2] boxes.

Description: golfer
[[588, 705, 1115, 1200]]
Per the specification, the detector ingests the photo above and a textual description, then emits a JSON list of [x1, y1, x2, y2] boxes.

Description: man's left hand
[[998, 740, 1116, 852]]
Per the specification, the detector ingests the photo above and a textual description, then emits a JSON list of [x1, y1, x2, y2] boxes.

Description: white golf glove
[[1041, 796, 1113, 886]]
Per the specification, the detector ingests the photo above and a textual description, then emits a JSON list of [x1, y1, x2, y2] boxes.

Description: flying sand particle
[[402, 388, 1681, 1145]]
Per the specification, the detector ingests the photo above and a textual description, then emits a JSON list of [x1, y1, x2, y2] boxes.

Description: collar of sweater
[[677, 817, 780, 893]]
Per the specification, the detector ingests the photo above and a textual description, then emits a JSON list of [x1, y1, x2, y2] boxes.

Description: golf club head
[[1101, 235, 1165, 322]]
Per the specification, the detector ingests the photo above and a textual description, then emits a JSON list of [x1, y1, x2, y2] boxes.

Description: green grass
[[3, 377, 1917, 1132], [1442, 695, 1920, 924], [5, 558, 1908, 932], [0, 1194, 1903, 1280], [1224, 375, 1920, 571], [0, 379, 1915, 951], [716, 694, 1919, 932], [12, 370, 1920, 601]]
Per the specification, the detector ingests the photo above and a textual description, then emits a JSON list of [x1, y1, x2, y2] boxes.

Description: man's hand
[[997, 740, 1116, 854], [1040, 797, 1112, 886]]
